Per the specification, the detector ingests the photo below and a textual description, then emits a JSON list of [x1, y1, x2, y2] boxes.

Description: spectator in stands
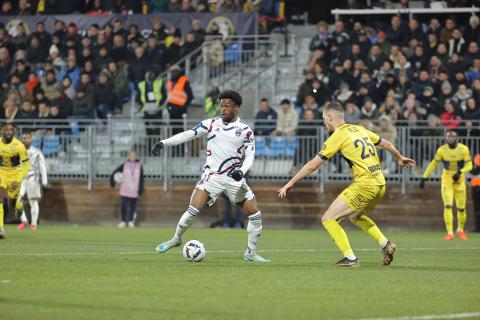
[[464, 16, 480, 45], [311, 79, 329, 107], [344, 101, 361, 124], [0, 47, 13, 86], [464, 97, 480, 130], [217, 0, 239, 12], [463, 41, 480, 70], [166, 67, 193, 133], [428, 18, 442, 39], [421, 114, 443, 137], [440, 17, 456, 44], [15, 101, 36, 125], [145, 36, 167, 74], [37, 101, 50, 120], [13, 23, 29, 50], [466, 58, 480, 83], [167, 33, 182, 66], [366, 44, 386, 76], [293, 109, 317, 172], [473, 78, 480, 102], [452, 83, 472, 111], [181, 32, 200, 59], [47, 104, 68, 135], [138, 69, 166, 136], [71, 87, 95, 119], [111, 35, 128, 63], [57, 57, 81, 90], [42, 70, 62, 101], [180, 0, 195, 12], [110, 150, 144, 228], [32, 21, 51, 58], [274, 99, 297, 139], [377, 73, 397, 103], [49, 45, 66, 70], [359, 96, 379, 120], [386, 16, 407, 46], [448, 28, 467, 56], [254, 98, 277, 136], [406, 18, 425, 44], [394, 55, 414, 81], [373, 115, 397, 174], [335, 82, 354, 105], [108, 61, 129, 102], [61, 76, 76, 100], [128, 46, 150, 86], [379, 96, 401, 121], [167, 0, 182, 12], [4, 100, 19, 123], [26, 36, 47, 66], [0, 0, 13, 15], [330, 20, 350, 49], [331, 62, 354, 93], [419, 86, 441, 115], [94, 71, 117, 119], [191, 19, 206, 44], [440, 100, 462, 130], [308, 21, 330, 69], [296, 70, 315, 107]]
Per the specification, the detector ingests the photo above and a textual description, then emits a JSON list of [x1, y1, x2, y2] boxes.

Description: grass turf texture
[[1, 226, 480, 320]]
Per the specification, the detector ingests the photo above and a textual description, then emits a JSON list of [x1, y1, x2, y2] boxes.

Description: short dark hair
[[280, 98, 291, 105], [219, 90, 242, 106], [260, 98, 269, 103], [324, 101, 344, 114]]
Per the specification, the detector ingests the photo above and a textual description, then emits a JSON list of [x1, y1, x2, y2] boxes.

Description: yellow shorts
[[0, 173, 21, 199], [339, 183, 386, 214]]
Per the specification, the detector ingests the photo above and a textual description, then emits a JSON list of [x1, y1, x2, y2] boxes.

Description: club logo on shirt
[[235, 128, 242, 137]]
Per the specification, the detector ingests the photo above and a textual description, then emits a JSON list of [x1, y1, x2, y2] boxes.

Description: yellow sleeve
[[367, 129, 382, 146], [423, 148, 442, 178], [17, 144, 30, 183], [318, 130, 344, 160], [460, 146, 473, 174]]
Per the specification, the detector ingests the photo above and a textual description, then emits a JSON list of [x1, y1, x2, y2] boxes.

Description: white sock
[[20, 210, 28, 223], [247, 211, 262, 254], [30, 200, 39, 226], [174, 206, 198, 241]]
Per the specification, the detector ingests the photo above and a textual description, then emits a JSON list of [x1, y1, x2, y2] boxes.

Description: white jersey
[[25, 146, 48, 185], [162, 116, 255, 175]]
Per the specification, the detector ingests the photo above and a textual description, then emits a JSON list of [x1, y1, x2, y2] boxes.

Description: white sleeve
[[239, 129, 255, 174], [39, 152, 48, 186], [162, 119, 210, 147]]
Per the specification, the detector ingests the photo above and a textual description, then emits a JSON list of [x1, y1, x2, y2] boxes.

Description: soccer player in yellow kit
[[277, 102, 415, 267], [420, 131, 472, 241], [0, 123, 30, 239]]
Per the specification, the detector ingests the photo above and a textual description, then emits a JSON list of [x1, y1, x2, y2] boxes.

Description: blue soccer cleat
[[155, 238, 181, 253]]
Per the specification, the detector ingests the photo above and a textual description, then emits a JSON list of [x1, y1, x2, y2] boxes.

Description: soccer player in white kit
[[17, 132, 48, 231], [152, 90, 269, 262]]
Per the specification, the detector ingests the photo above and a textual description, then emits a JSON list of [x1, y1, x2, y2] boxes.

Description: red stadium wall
[[40, 181, 474, 231]]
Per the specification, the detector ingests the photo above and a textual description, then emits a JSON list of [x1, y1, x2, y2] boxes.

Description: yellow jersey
[[423, 143, 472, 177], [318, 124, 385, 185], [0, 137, 30, 182]]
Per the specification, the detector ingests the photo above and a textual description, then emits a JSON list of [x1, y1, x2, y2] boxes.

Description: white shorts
[[196, 171, 255, 206], [20, 177, 42, 200]]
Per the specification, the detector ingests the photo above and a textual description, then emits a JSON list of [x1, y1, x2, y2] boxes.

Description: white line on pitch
[[0, 247, 479, 257], [357, 311, 480, 320]]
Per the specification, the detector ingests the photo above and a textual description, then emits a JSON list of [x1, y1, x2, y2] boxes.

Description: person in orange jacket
[[472, 154, 480, 232]]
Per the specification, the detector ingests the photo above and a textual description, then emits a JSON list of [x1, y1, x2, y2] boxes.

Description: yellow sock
[[351, 215, 388, 247], [444, 206, 453, 234], [0, 202, 4, 230], [322, 219, 356, 260], [457, 208, 467, 231]]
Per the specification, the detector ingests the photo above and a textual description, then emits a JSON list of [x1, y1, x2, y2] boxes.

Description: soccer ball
[[183, 240, 206, 262], [113, 172, 123, 184]]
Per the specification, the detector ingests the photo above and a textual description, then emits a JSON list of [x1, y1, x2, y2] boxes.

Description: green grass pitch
[[1, 226, 480, 320]]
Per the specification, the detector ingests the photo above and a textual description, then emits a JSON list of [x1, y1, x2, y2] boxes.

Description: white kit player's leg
[[17, 181, 28, 230], [29, 200, 39, 229]]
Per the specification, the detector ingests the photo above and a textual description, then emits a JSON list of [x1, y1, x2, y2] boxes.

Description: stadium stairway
[[40, 181, 474, 231]]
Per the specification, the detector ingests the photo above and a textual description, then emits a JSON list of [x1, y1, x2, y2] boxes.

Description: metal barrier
[[13, 119, 480, 193]]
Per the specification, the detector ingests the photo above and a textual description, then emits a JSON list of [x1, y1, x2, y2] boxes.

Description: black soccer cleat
[[335, 257, 360, 267], [382, 240, 397, 266]]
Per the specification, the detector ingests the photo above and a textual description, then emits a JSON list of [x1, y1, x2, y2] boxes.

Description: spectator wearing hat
[[42, 69, 62, 101], [359, 96, 379, 121]]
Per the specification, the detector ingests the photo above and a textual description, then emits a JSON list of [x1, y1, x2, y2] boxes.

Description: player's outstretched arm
[[378, 138, 415, 169], [277, 155, 325, 198], [152, 121, 209, 156]]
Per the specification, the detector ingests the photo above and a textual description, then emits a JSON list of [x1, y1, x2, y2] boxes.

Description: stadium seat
[[225, 43, 242, 62], [255, 136, 266, 157], [286, 137, 297, 158], [266, 136, 287, 158], [43, 135, 61, 157], [69, 121, 80, 139], [32, 135, 42, 150]]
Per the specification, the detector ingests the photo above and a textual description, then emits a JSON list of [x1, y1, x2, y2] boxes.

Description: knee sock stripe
[[187, 206, 199, 216], [248, 212, 262, 220]]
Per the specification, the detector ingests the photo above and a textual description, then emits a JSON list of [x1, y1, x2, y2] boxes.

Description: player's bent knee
[[445, 205, 453, 209], [458, 208, 465, 212]]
